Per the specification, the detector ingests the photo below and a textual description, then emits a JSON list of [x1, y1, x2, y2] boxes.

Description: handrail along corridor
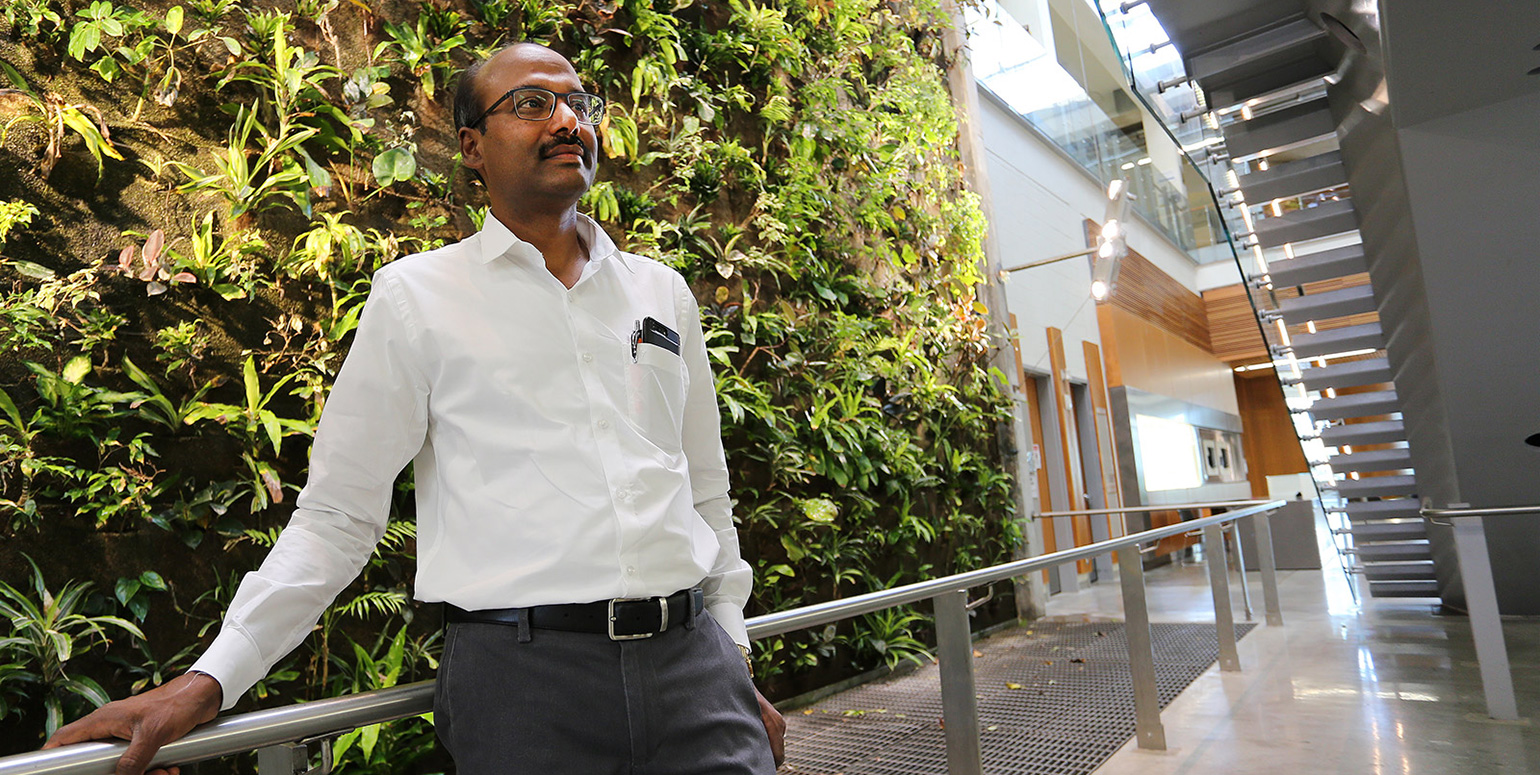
[[0, 499, 1287, 775]]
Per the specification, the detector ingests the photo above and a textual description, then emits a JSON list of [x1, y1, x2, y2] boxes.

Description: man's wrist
[[183, 670, 225, 717]]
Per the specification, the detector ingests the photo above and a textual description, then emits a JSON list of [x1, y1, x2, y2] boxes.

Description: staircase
[[1143, 1, 1437, 599]]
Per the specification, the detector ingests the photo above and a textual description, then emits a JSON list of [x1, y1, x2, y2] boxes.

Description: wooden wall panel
[[1105, 307, 1241, 415], [1204, 284, 1270, 364], [1234, 372, 1311, 497], [1046, 328, 1093, 574], [1023, 374, 1057, 584]]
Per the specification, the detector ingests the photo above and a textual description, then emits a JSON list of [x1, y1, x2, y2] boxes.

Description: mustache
[[542, 135, 587, 158]]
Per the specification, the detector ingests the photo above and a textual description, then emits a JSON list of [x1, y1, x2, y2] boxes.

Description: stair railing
[[1416, 503, 1540, 721], [1086, 0, 1360, 597]]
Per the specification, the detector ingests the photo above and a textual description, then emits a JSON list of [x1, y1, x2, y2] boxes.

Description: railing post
[[934, 590, 984, 775], [257, 739, 330, 775], [1201, 524, 1241, 671], [1117, 545, 1167, 750], [1253, 510, 1284, 626], [1450, 515, 1519, 720], [1227, 521, 1253, 621]]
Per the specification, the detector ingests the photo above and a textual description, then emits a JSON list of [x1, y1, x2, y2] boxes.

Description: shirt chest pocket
[[627, 344, 687, 452]]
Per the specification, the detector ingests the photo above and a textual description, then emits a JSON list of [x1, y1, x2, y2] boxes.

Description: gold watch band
[[737, 644, 754, 677]]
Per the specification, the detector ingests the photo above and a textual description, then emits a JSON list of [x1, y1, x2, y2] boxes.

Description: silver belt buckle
[[607, 596, 669, 641]]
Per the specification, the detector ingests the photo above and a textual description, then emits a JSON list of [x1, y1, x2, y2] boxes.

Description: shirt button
[[597, 419, 611, 430], [625, 566, 637, 575], [582, 352, 593, 363]]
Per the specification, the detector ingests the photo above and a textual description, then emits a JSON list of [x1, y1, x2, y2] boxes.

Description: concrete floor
[[1048, 559, 1540, 775]]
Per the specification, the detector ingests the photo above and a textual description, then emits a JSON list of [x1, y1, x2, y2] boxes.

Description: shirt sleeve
[[188, 270, 431, 709], [675, 277, 754, 649]]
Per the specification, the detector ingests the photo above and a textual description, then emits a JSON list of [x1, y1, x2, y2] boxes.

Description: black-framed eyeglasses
[[469, 87, 606, 128]]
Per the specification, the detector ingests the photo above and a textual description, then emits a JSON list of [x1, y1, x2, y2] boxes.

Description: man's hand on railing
[[41, 671, 223, 775]]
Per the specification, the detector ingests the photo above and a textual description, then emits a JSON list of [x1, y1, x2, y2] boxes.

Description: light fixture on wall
[[1000, 179, 1130, 303]]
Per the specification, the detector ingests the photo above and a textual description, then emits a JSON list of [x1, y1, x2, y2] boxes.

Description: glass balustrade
[[971, 0, 1358, 591]]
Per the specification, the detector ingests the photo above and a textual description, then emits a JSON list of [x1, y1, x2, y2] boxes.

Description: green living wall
[[0, 0, 1018, 767]]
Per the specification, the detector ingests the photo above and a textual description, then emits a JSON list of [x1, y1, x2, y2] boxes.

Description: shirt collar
[[475, 211, 628, 273]]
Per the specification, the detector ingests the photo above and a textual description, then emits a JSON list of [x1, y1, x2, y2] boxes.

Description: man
[[45, 42, 786, 775]]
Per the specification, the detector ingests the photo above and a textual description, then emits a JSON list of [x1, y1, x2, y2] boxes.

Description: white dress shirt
[[190, 214, 752, 710]]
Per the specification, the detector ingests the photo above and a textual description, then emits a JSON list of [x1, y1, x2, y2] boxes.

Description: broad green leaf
[[4, 260, 55, 280], [62, 356, 92, 385], [799, 497, 838, 524], [114, 577, 140, 606], [139, 571, 167, 591], [333, 728, 361, 761], [89, 56, 120, 83], [164, 6, 183, 34], [68, 25, 97, 60], [370, 146, 415, 187], [779, 534, 805, 562], [359, 722, 381, 759]]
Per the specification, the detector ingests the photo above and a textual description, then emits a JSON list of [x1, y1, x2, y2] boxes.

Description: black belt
[[445, 588, 703, 641]]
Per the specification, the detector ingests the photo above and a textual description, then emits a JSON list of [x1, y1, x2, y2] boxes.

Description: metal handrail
[[749, 500, 1279, 638], [0, 499, 1285, 775], [1038, 500, 1271, 518], [1421, 504, 1540, 523]]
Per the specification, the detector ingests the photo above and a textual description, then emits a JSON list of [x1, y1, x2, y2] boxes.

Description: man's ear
[[459, 127, 484, 174]]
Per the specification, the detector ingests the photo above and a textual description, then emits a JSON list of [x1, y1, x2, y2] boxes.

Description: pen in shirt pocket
[[636, 317, 681, 356]]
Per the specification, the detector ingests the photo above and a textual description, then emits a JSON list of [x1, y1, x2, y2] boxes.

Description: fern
[[334, 589, 408, 621]]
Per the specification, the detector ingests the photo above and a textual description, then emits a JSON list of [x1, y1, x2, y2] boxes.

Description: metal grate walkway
[[778, 618, 1257, 775]]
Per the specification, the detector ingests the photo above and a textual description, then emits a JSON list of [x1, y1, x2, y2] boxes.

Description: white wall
[[978, 91, 1200, 381]]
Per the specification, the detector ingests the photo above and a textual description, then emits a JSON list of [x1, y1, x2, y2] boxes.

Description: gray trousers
[[434, 610, 777, 775]]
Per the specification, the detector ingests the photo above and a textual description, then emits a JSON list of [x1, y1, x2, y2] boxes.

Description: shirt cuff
[[706, 600, 750, 650], [187, 626, 265, 711]]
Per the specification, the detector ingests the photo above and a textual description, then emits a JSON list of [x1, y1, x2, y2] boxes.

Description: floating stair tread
[[1310, 388, 1400, 421], [1266, 243, 1368, 288], [1343, 499, 1421, 519], [1328, 447, 1412, 473], [1332, 474, 1418, 499], [1189, 18, 1329, 82], [1297, 356, 1392, 390], [1291, 322, 1383, 359], [1350, 520, 1429, 541], [1223, 100, 1337, 160], [1354, 542, 1433, 561], [1361, 560, 1436, 581], [1368, 580, 1440, 598], [1321, 419, 1406, 446], [1253, 199, 1360, 248], [1276, 284, 1377, 325], [1191, 20, 1334, 106], [1239, 151, 1348, 203]]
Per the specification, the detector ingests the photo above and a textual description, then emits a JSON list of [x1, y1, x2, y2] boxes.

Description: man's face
[[459, 46, 599, 209]]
